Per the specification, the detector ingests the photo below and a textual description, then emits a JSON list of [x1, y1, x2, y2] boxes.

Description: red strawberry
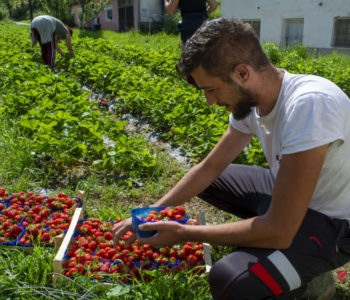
[[100, 262, 110, 273]]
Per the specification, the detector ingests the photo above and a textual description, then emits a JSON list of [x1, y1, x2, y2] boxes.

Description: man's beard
[[233, 86, 257, 120]]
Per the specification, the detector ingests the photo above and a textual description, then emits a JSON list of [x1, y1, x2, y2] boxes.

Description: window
[[333, 18, 350, 47], [119, 0, 133, 8], [242, 20, 261, 38], [106, 6, 113, 21], [283, 18, 304, 46]]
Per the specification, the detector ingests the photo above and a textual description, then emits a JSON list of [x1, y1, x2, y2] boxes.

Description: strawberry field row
[[0, 27, 163, 181], [57, 34, 350, 166], [56, 36, 241, 162]]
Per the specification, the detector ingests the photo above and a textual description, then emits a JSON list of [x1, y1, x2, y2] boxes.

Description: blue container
[[0, 200, 8, 213], [131, 206, 189, 238], [0, 224, 25, 246], [16, 227, 58, 248], [98, 103, 108, 109]]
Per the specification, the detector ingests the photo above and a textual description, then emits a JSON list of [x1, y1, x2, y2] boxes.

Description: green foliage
[[0, 7, 7, 20], [0, 26, 163, 184], [209, 0, 221, 19], [76, 0, 109, 28], [162, 12, 181, 35], [263, 42, 283, 65], [39, 0, 74, 25]]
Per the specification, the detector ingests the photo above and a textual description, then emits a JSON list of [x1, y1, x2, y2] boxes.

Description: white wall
[[221, 0, 350, 48], [140, 0, 162, 23]]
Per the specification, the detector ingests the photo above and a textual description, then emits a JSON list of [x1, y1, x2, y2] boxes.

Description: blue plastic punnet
[[131, 206, 189, 238]]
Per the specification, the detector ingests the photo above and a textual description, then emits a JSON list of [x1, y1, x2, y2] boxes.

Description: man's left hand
[[138, 221, 185, 248]]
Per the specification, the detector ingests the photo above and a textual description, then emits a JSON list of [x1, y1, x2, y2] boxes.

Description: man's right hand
[[112, 217, 136, 248]]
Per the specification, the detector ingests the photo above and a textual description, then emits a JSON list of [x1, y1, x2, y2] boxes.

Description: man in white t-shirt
[[112, 18, 350, 299]]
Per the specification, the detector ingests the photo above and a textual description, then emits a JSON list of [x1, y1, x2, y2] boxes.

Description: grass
[[78, 28, 181, 50]]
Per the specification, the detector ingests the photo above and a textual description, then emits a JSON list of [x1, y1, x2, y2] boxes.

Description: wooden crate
[[52, 207, 213, 285], [197, 211, 213, 273], [53, 206, 84, 285]]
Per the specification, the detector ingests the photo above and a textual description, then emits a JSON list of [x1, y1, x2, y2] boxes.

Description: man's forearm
[[66, 36, 73, 54], [181, 215, 290, 249], [55, 42, 64, 55]]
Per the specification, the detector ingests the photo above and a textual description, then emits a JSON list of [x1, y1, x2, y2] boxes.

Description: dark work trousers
[[32, 28, 55, 68], [197, 164, 350, 300], [177, 12, 208, 44]]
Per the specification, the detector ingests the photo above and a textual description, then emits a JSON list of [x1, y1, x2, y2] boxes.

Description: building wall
[[98, 0, 119, 31], [139, 0, 162, 23], [72, 4, 80, 27], [221, 0, 350, 49], [72, 0, 140, 31]]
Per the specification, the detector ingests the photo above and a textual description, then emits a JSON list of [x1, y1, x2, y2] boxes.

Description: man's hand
[[112, 217, 136, 248], [137, 221, 184, 248]]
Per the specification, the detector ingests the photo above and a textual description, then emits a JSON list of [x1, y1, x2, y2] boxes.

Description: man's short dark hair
[[176, 18, 271, 82]]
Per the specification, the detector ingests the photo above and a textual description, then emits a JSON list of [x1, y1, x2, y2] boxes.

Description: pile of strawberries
[[45, 212, 72, 231], [0, 215, 23, 243], [139, 206, 187, 221], [44, 193, 79, 211], [62, 216, 206, 281], [0, 188, 9, 201], [3, 204, 27, 223], [9, 192, 45, 206], [19, 225, 63, 246], [0, 188, 79, 246]]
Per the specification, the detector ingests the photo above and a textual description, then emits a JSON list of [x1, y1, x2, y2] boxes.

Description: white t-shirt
[[30, 15, 68, 47], [230, 70, 350, 220]]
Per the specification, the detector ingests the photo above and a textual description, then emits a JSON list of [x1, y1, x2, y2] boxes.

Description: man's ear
[[231, 64, 249, 84]]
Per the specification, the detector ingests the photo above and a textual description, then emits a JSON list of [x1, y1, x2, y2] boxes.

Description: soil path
[[15, 22, 30, 26]]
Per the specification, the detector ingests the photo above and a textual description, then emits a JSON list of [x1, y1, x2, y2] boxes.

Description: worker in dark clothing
[[165, 0, 217, 45], [165, 0, 217, 87]]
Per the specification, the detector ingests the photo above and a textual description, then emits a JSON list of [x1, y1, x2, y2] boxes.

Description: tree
[[1, 0, 13, 18], [39, 0, 74, 24], [28, 0, 33, 20], [75, 0, 109, 28]]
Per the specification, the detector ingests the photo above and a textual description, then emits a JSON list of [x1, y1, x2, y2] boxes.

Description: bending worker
[[30, 15, 73, 68]]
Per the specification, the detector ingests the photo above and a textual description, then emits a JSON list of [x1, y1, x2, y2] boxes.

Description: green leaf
[[20, 119, 40, 131], [106, 285, 131, 298]]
